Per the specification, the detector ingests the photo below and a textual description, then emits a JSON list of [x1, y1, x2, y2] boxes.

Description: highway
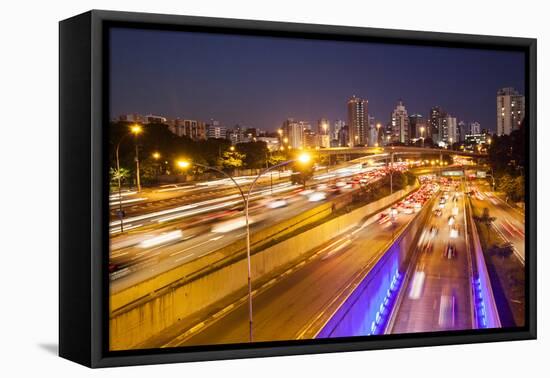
[[109, 162, 404, 291], [152, 182, 438, 347], [469, 181, 525, 263], [110, 188, 327, 292], [389, 179, 474, 334], [109, 172, 294, 222]]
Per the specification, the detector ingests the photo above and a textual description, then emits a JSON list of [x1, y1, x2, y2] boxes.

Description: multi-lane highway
[[389, 179, 475, 333], [109, 162, 406, 291], [469, 181, 525, 263], [148, 182, 439, 347]]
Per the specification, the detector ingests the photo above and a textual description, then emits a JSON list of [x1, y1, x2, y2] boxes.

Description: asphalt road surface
[[161, 201, 422, 347], [390, 180, 474, 334], [469, 181, 525, 263]]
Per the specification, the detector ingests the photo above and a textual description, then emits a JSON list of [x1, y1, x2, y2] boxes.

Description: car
[[450, 226, 459, 239], [403, 207, 414, 214], [444, 243, 456, 259], [378, 212, 390, 224], [266, 199, 288, 209], [308, 192, 327, 202]]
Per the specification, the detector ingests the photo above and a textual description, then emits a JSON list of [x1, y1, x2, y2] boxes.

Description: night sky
[[110, 27, 525, 133]]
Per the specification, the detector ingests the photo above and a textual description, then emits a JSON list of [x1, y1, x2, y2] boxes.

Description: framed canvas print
[[59, 10, 536, 368]]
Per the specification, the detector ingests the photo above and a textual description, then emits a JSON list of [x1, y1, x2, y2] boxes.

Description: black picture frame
[[59, 9, 537, 368]]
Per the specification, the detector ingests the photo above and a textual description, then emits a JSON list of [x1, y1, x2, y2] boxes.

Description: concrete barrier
[[313, 193, 434, 338], [467, 201, 501, 328], [110, 184, 418, 350]]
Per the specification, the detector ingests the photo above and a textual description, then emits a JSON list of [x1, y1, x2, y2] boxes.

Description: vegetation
[[474, 207, 496, 243], [110, 121, 285, 184], [496, 174, 525, 203]]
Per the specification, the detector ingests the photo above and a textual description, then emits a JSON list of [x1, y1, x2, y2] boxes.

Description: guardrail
[[466, 199, 502, 329]]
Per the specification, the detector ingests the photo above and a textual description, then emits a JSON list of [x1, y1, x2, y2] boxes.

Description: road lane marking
[[170, 236, 224, 257]]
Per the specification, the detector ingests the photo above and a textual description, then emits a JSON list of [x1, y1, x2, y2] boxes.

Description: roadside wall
[[315, 193, 433, 338], [110, 184, 418, 350]]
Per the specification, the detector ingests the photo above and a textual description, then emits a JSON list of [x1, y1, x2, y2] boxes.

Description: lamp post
[[152, 151, 161, 180], [114, 124, 142, 232], [176, 153, 312, 343], [243, 152, 311, 342], [420, 126, 425, 148], [129, 124, 143, 192]]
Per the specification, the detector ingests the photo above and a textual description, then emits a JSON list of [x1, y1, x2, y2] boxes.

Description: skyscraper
[[446, 115, 458, 145], [497, 87, 525, 136], [347, 96, 368, 146], [367, 115, 377, 146], [458, 120, 467, 142], [390, 100, 409, 144], [332, 119, 345, 146], [317, 118, 331, 148], [429, 106, 446, 144], [409, 114, 428, 141], [282, 118, 304, 149], [469, 121, 481, 135]]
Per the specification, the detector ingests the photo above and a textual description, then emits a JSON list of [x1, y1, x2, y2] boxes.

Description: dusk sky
[[110, 27, 525, 133]]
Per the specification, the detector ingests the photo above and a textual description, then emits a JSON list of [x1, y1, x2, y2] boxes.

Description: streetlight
[[175, 154, 312, 343], [128, 124, 143, 192], [114, 124, 143, 232], [420, 126, 425, 148], [152, 151, 161, 181], [243, 151, 313, 338]]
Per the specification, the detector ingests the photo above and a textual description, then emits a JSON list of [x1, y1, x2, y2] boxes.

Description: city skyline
[[110, 28, 525, 133]]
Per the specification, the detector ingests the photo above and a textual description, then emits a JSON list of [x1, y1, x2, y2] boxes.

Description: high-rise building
[[226, 125, 244, 144], [168, 118, 206, 140], [458, 121, 467, 142], [332, 120, 345, 145], [282, 118, 304, 149], [446, 116, 458, 145], [429, 106, 446, 144], [390, 100, 409, 144], [206, 120, 226, 139], [409, 114, 428, 141], [317, 118, 330, 136], [469, 121, 481, 135], [497, 87, 525, 136], [317, 118, 331, 148], [339, 125, 349, 147], [304, 129, 317, 149], [347, 96, 368, 146], [367, 115, 377, 146]]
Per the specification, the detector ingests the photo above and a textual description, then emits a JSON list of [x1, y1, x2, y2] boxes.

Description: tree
[[475, 207, 496, 243], [268, 152, 287, 167], [219, 150, 245, 172], [497, 173, 524, 203], [236, 141, 268, 169], [110, 167, 130, 189], [290, 161, 314, 189]]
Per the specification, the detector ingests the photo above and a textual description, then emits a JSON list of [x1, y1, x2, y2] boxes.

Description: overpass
[[318, 146, 486, 159]]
